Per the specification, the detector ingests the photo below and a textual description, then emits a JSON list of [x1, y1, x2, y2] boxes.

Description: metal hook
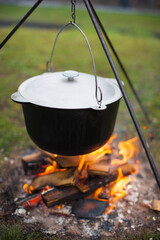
[[71, 0, 76, 23]]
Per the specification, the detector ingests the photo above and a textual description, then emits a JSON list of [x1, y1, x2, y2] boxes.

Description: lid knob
[[63, 70, 79, 81]]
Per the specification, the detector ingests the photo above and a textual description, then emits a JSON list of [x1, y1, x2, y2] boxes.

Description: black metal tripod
[[0, 0, 159, 189]]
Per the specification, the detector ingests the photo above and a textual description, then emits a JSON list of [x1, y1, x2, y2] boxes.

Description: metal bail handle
[[47, 22, 103, 108]]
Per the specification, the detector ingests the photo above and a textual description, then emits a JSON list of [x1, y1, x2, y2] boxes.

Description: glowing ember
[[24, 194, 42, 208]]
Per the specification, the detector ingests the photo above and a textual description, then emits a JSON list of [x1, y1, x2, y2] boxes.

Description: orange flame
[[77, 134, 117, 177], [105, 168, 131, 214], [23, 184, 34, 194], [38, 161, 58, 176], [111, 137, 139, 165]]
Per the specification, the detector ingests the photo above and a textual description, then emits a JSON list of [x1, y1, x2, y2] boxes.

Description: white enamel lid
[[18, 71, 122, 109]]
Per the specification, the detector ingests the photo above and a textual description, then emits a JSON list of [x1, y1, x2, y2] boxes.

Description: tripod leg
[[88, 0, 150, 123], [83, 0, 160, 189], [0, 0, 44, 49]]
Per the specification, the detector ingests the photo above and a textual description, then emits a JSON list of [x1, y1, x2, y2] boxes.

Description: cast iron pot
[[11, 71, 122, 156]]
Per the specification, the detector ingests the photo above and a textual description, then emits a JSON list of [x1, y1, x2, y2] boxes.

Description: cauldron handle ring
[[46, 22, 102, 108]]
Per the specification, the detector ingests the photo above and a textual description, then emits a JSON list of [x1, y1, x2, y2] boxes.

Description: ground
[[0, 3, 160, 240]]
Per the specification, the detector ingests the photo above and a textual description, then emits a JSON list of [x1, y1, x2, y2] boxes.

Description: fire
[[87, 167, 134, 214], [111, 137, 139, 165], [23, 183, 34, 194], [105, 168, 131, 214], [83, 136, 139, 214], [38, 161, 58, 176], [110, 168, 131, 197], [23, 134, 139, 215], [77, 134, 117, 178]]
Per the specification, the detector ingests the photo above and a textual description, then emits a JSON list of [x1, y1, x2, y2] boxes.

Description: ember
[[22, 135, 139, 217]]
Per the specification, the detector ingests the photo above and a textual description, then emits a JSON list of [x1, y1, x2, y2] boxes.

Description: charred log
[[28, 168, 77, 192], [22, 151, 47, 176]]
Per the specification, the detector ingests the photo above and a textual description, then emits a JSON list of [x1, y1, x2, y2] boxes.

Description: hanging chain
[[71, 0, 76, 23]]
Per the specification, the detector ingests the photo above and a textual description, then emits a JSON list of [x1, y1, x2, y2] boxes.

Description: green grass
[[0, 223, 57, 240], [0, 4, 160, 161], [0, 224, 22, 240]]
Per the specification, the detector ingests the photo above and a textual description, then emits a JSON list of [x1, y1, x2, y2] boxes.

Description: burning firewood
[[88, 162, 109, 176], [27, 168, 78, 193], [42, 162, 136, 208], [76, 182, 90, 193], [88, 162, 136, 177], [15, 193, 42, 208], [22, 152, 42, 162], [22, 151, 48, 176]]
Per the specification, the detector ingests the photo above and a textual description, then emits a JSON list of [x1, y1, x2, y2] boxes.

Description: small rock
[[157, 228, 160, 231], [14, 208, 26, 216]]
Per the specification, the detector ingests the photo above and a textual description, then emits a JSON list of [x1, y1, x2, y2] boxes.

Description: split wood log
[[76, 182, 90, 193], [28, 168, 78, 192], [88, 162, 109, 176], [88, 162, 135, 177], [37, 148, 79, 167], [42, 163, 136, 208], [22, 152, 47, 176], [22, 152, 42, 162], [152, 200, 160, 212], [54, 154, 111, 168]]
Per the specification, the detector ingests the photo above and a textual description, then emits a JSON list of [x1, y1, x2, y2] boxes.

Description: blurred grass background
[[0, 4, 160, 162]]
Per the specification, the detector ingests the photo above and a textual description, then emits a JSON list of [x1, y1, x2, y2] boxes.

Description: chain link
[[71, 0, 76, 23]]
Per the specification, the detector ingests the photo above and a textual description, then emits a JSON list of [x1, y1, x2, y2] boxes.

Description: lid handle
[[47, 22, 102, 108], [63, 70, 79, 81]]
